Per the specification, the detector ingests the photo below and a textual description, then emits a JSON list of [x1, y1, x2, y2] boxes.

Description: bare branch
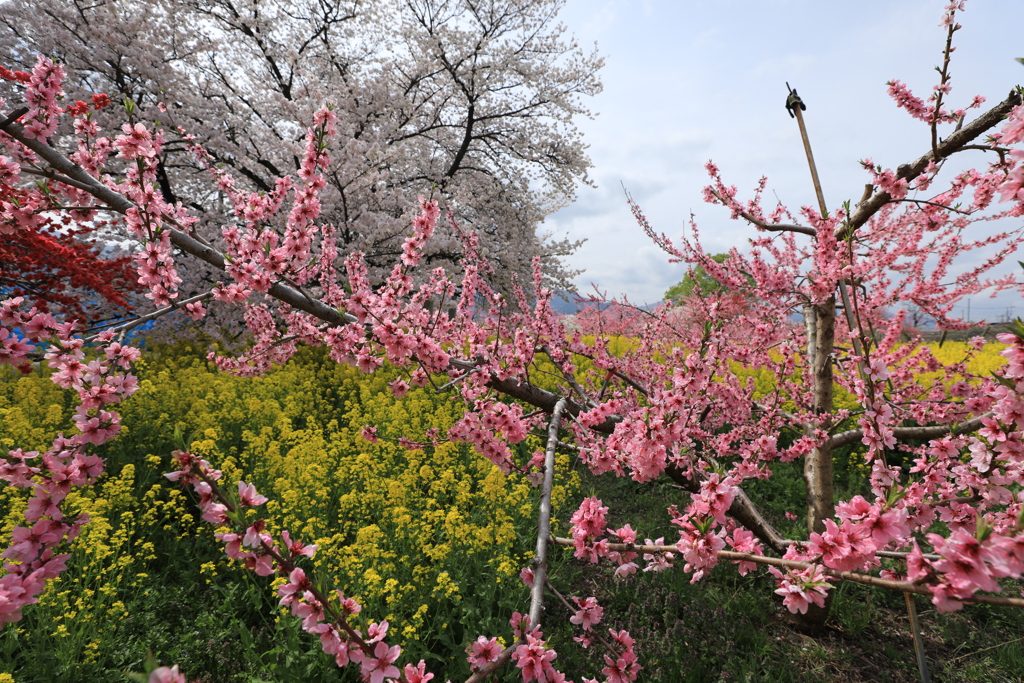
[[708, 188, 817, 236], [830, 414, 990, 449], [540, 345, 596, 408], [19, 166, 102, 194], [83, 291, 213, 344], [529, 397, 567, 627], [465, 397, 567, 683]]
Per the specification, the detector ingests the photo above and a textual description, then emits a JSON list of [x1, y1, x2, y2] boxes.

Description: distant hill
[[550, 292, 668, 315], [550, 292, 581, 314]]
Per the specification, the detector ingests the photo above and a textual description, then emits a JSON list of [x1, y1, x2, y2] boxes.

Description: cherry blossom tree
[[3, 2, 1024, 681], [0, 0, 600, 339]]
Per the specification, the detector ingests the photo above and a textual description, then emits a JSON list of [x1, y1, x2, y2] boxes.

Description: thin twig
[[19, 166, 101, 194], [550, 538, 1024, 608], [82, 291, 214, 343], [31, 206, 115, 213], [708, 188, 818, 236], [891, 198, 972, 215], [437, 367, 480, 392], [544, 578, 620, 657], [948, 636, 1024, 664], [540, 345, 596, 409]]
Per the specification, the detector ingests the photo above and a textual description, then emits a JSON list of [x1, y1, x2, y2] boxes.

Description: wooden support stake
[[905, 591, 931, 683]]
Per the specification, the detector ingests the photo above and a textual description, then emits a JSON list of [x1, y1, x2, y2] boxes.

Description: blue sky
[[542, 0, 1024, 322]]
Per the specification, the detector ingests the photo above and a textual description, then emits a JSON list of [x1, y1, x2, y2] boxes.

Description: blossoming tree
[[0, 0, 601, 342], [2, 2, 1024, 681]]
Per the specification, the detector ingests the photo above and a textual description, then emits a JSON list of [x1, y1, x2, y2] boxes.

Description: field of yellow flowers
[[0, 343, 578, 682]]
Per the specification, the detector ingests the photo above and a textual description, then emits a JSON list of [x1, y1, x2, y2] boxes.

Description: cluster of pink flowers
[[674, 521, 725, 584], [804, 518, 879, 573], [0, 298, 141, 625], [598, 630, 641, 683], [569, 497, 610, 563], [606, 524, 639, 578], [401, 199, 440, 268], [506, 612, 583, 683], [147, 665, 188, 683], [769, 564, 833, 615], [886, 80, 931, 123], [725, 527, 762, 576], [512, 633, 559, 682], [448, 400, 530, 474], [466, 606, 639, 683], [21, 55, 65, 140], [996, 105, 1024, 204], [106, 118, 197, 308], [907, 527, 1024, 612], [465, 635, 502, 670], [569, 596, 604, 631], [639, 537, 675, 573]]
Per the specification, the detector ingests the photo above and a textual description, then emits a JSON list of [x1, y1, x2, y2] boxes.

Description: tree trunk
[[805, 297, 835, 534], [796, 297, 836, 632]]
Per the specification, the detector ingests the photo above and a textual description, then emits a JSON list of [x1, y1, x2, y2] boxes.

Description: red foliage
[[0, 183, 139, 323], [0, 64, 30, 84]]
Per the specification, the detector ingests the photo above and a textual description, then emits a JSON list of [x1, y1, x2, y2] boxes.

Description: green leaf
[[693, 516, 714, 535], [886, 485, 908, 508], [144, 650, 159, 673], [993, 372, 1016, 390], [172, 425, 185, 451]]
